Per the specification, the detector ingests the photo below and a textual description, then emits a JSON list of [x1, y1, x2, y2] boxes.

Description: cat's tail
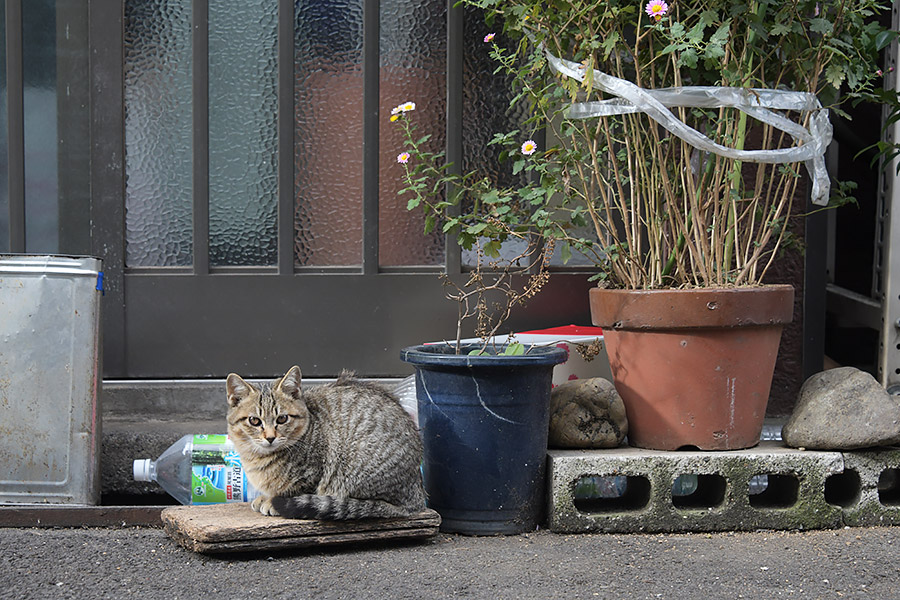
[[270, 494, 415, 520]]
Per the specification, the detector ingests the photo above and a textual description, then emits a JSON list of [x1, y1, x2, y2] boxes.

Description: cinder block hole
[[573, 475, 650, 513], [748, 473, 799, 508], [671, 474, 726, 509], [824, 470, 861, 507], [877, 469, 900, 506]]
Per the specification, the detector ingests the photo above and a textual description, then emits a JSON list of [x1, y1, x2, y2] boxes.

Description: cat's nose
[[266, 436, 276, 444]]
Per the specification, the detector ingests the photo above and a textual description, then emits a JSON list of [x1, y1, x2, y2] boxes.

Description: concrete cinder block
[[840, 447, 900, 527], [547, 442, 845, 533]]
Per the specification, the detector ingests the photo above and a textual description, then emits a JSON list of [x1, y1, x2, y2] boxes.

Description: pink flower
[[521, 140, 537, 155], [484, 32, 496, 43], [645, 0, 668, 21], [397, 152, 410, 164]]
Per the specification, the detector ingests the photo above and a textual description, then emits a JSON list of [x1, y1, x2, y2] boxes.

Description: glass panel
[[23, 0, 58, 253], [378, 0, 446, 266], [460, 7, 529, 267], [294, 0, 364, 267], [0, 0, 7, 252], [124, 0, 193, 267], [208, 0, 278, 267]]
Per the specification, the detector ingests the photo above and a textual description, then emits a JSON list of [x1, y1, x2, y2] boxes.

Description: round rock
[[782, 367, 900, 450], [548, 378, 628, 449]]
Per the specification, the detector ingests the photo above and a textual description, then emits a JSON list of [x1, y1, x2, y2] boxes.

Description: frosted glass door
[[114, 0, 593, 378]]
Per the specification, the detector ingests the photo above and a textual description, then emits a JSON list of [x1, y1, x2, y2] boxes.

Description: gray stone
[[782, 367, 900, 450], [548, 378, 627, 449]]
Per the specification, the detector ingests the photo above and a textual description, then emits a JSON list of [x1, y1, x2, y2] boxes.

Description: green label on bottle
[[190, 436, 250, 504], [192, 434, 227, 446]]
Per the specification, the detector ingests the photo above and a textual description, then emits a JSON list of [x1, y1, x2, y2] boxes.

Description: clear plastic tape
[[545, 51, 833, 205]]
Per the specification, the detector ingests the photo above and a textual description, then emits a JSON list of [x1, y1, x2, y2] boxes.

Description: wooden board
[[161, 503, 441, 554]]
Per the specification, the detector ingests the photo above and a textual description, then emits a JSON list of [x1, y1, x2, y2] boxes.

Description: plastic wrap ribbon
[[544, 50, 833, 205]]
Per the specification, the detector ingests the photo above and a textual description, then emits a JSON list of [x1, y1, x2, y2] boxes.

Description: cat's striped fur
[[226, 366, 425, 520]]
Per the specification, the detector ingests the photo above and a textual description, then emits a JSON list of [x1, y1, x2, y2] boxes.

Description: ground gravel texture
[[1, 526, 899, 599]]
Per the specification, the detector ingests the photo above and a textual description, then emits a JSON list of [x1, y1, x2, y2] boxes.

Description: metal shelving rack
[[827, 2, 900, 394]]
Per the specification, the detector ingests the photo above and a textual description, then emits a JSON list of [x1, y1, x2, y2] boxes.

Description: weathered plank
[[161, 503, 441, 554]]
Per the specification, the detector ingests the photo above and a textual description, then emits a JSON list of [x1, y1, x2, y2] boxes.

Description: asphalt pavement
[[2, 524, 900, 599]]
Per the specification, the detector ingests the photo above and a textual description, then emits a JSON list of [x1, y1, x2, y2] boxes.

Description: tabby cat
[[226, 366, 426, 520]]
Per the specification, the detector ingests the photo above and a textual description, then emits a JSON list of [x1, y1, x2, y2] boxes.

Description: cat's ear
[[278, 365, 302, 399], [226, 373, 252, 407]]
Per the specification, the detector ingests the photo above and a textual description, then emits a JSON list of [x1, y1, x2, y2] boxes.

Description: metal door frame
[[87, 0, 595, 379]]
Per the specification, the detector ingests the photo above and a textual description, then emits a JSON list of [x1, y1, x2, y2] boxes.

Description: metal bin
[[0, 255, 103, 504]]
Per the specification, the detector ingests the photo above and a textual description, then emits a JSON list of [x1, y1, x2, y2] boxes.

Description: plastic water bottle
[[133, 434, 259, 505]]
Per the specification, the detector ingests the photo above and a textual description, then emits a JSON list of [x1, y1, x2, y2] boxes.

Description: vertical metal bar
[[444, 0, 462, 275], [277, 0, 294, 275], [362, 0, 380, 274], [90, 0, 126, 376], [56, 1, 92, 255], [193, 0, 209, 275], [879, 4, 900, 393], [803, 193, 827, 380], [6, 0, 24, 252]]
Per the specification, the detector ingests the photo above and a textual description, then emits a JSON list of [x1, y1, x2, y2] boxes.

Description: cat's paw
[[251, 496, 281, 517], [250, 495, 271, 514]]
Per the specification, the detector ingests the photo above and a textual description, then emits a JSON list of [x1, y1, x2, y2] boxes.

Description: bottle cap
[[133, 459, 152, 482]]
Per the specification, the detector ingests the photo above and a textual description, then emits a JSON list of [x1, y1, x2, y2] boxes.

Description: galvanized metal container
[[0, 255, 103, 504]]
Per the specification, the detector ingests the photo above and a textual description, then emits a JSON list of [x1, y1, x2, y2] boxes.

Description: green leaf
[[710, 22, 730, 46], [809, 18, 833, 36], [406, 197, 420, 211], [876, 29, 898, 52], [502, 342, 525, 356], [483, 240, 503, 258], [482, 190, 502, 204], [704, 43, 725, 61], [512, 159, 526, 175], [660, 42, 682, 56], [825, 63, 845, 89], [560, 243, 572, 265], [686, 24, 705, 46], [770, 23, 790, 36], [679, 48, 699, 69], [600, 30, 620, 59]]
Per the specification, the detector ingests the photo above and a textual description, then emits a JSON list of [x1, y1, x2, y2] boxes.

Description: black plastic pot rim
[[400, 343, 568, 368]]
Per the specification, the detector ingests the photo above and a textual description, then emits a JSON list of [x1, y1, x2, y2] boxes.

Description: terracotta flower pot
[[589, 285, 794, 451]]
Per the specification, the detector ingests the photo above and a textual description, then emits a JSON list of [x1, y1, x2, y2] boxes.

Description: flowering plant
[[395, 0, 898, 290]]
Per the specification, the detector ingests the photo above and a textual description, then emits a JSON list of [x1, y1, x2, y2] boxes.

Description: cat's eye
[[248, 416, 262, 427], [275, 415, 288, 425]]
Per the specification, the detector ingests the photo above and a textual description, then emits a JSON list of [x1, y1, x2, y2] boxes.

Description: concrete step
[[547, 441, 900, 533]]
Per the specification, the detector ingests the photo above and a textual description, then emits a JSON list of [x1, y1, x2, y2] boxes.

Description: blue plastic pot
[[400, 343, 567, 535]]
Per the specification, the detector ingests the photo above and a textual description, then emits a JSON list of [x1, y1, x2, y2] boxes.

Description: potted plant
[[393, 131, 568, 533], [394, 0, 898, 450]]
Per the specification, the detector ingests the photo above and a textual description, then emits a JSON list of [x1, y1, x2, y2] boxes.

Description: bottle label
[[190, 434, 254, 504]]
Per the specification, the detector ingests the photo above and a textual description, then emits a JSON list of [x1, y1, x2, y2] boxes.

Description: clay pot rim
[[589, 284, 794, 330]]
